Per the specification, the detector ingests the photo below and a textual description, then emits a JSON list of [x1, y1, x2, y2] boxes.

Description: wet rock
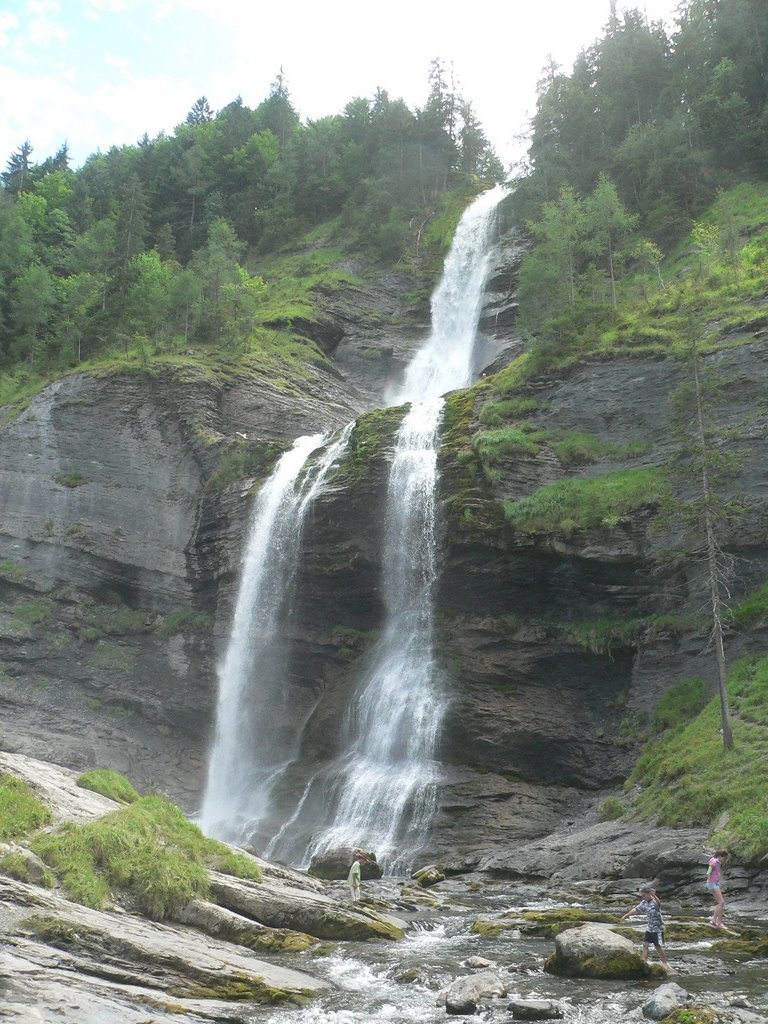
[[544, 923, 667, 980], [208, 870, 405, 941], [507, 998, 565, 1020], [412, 864, 446, 887], [173, 898, 319, 953], [465, 955, 495, 969], [643, 982, 690, 1020], [307, 846, 383, 880], [444, 970, 508, 1015], [0, 842, 50, 885], [1, 874, 330, 1011]]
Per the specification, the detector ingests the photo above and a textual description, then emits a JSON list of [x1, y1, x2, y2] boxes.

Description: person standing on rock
[[706, 850, 727, 929], [347, 851, 365, 903], [619, 885, 670, 968]]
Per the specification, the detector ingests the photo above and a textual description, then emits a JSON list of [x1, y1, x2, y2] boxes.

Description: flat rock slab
[[209, 870, 406, 941], [1, 876, 329, 1007], [0, 946, 256, 1023]]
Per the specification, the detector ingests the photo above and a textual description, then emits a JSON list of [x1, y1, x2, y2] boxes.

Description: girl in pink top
[[706, 850, 727, 928]]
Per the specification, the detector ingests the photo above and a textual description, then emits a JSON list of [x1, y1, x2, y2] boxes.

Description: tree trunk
[[693, 348, 734, 750]]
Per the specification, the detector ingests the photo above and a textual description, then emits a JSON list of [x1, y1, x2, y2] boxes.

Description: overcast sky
[[1, 0, 682, 173]]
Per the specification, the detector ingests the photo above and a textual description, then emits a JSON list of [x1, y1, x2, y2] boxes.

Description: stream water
[[249, 881, 768, 1023]]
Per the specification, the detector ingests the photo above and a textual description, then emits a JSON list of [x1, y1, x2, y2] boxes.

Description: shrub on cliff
[[29, 795, 262, 919], [76, 769, 139, 804], [0, 774, 52, 841]]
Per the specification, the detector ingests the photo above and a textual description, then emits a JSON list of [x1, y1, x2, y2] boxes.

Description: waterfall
[[200, 425, 352, 842], [267, 185, 505, 871]]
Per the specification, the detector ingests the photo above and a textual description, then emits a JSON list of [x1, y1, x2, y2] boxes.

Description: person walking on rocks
[[706, 850, 727, 929], [347, 851, 365, 903], [620, 885, 670, 967]]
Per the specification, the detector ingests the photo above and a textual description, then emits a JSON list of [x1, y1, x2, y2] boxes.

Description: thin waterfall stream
[[266, 185, 506, 870], [200, 425, 353, 842]]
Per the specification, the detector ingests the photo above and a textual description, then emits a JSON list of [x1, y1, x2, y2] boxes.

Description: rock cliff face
[[2, 225, 767, 866]]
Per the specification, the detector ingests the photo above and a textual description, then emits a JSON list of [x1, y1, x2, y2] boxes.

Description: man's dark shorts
[[644, 930, 664, 946]]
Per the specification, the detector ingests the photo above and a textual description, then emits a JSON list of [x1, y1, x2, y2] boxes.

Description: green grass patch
[[89, 642, 135, 672], [598, 796, 626, 821], [478, 396, 539, 425], [337, 404, 406, 482], [504, 466, 667, 535], [566, 613, 704, 655], [651, 676, 709, 732], [627, 655, 768, 861], [207, 439, 289, 492], [0, 559, 27, 582], [0, 774, 52, 841], [76, 769, 139, 804], [78, 602, 151, 639], [29, 795, 262, 918], [731, 581, 768, 627], [53, 473, 89, 488], [155, 608, 214, 637], [472, 427, 546, 465], [551, 431, 651, 466], [9, 599, 54, 628]]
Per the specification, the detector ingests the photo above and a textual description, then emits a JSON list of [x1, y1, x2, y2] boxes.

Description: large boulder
[[208, 870, 402, 941], [544, 924, 668, 980], [307, 846, 383, 880]]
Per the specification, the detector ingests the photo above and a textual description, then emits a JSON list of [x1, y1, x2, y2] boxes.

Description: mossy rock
[[15, 915, 100, 948], [516, 908, 619, 938], [411, 865, 445, 888], [545, 947, 667, 980], [714, 934, 768, 958], [658, 1008, 720, 1024], [168, 973, 314, 1005], [545, 924, 668, 980], [312, 909, 404, 942], [470, 917, 519, 938], [220, 923, 319, 954]]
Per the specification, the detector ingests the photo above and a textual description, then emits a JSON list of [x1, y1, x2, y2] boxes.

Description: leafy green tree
[[124, 250, 172, 345], [635, 238, 665, 290], [583, 174, 638, 308], [57, 272, 102, 363], [219, 266, 266, 350], [690, 218, 720, 278], [190, 217, 244, 342]]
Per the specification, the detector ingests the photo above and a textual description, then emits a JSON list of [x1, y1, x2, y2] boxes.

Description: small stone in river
[[642, 982, 690, 1021], [466, 955, 495, 969], [507, 998, 564, 1020]]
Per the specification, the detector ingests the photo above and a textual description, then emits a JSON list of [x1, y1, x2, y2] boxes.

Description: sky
[[1, 0, 683, 173]]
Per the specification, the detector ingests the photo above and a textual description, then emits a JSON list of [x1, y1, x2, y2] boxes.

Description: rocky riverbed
[[1, 751, 766, 1024]]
